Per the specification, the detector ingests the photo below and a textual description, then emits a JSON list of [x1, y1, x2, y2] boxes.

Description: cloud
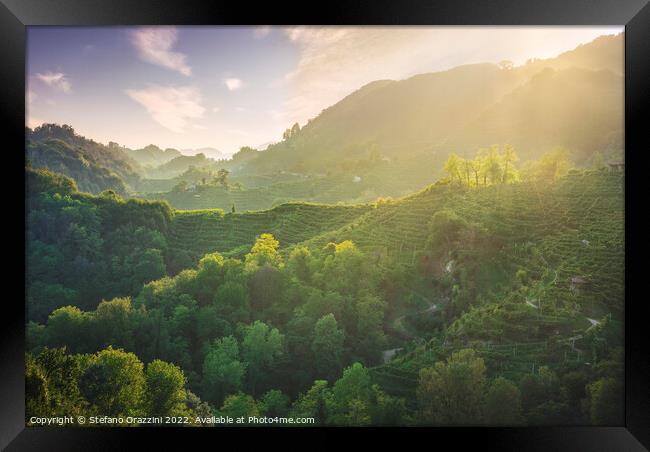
[[125, 85, 205, 133], [253, 26, 272, 39], [224, 78, 244, 91], [130, 27, 191, 76], [36, 72, 71, 93]]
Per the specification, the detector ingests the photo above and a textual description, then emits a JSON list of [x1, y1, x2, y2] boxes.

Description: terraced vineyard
[[370, 338, 587, 407], [358, 171, 623, 404], [293, 170, 623, 312], [143, 153, 441, 211], [167, 202, 372, 266], [167, 172, 624, 313]]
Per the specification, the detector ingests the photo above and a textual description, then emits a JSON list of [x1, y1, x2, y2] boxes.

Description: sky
[[26, 26, 623, 156]]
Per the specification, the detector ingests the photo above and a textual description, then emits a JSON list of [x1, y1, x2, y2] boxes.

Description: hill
[[450, 67, 623, 161], [122, 144, 182, 167], [144, 153, 215, 179], [26, 139, 131, 196], [193, 147, 225, 160], [129, 170, 629, 416], [26, 124, 142, 194], [238, 34, 623, 177], [295, 170, 623, 311], [25, 167, 173, 321], [165, 202, 372, 272], [142, 152, 439, 211], [167, 170, 624, 327]]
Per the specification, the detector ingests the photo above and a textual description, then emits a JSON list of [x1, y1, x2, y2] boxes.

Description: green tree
[[522, 148, 572, 183], [319, 240, 378, 298], [287, 246, 313, 284], [27, 348, 86, 419], [469, 155, 482, 186], [132, 249, 166, 290], [427, 209, 467, 251], [443, 153, 463, 184], [219, 393, 259, 419], [369, 384, 409, 426], [249, 265, 284, 313], [416, 349, 486, 425], [215, 168, 230, 188], [260, 389, 290, 417], [302, 290, 344, 324], [291, 380, 330, 424], [588, 377, 623, 425], [185, 390, 214, 425], [326, 362, 373, 426], [201, 336, 246, 406], [501, 144, 519, 183], [311, 314, 345, 381], [214, 281, 250, 324], [26, 354, 50, 420], [354, 295, 387, 365], [93, 297, 133, 350], [45, 306, 92, 353], [193, 252, 225, 304], [520, 366, 561, 412], [242, 321, 284, 395], [484, 377, 523, 425], [78, 346, 146, 417], [144, 359, 188, 417], [244, 233, 283, 272], [484, 145, 503, 185]]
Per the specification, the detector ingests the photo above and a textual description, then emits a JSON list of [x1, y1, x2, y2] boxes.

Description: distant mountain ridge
[[123, 144, 181, 167], [240, 33, 623, 175]]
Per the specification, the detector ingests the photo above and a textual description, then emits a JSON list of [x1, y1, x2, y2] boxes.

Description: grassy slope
[[168, 171, 623, 320], [346, 171, 624, 402], [294, 171, 623, 293], [167, 202, 373, 264]]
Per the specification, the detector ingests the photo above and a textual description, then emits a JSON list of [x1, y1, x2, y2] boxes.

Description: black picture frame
[[2, 0, 648, 449]]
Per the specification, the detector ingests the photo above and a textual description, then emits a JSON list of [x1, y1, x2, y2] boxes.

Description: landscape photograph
[[25, 25, 624, 427]]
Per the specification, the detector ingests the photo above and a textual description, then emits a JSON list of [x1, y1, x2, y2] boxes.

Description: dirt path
[[383, 293, 441, 358]]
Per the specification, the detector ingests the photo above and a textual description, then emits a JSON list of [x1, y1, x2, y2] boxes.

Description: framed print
[[1, 0, 649, 449]]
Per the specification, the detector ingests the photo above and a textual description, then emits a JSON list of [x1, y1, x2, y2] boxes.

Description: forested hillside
[[26, 162, 624, 426], [237, 34, 622, 177], [26, 167, 172, 321], [26, 124, 142, 195]]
